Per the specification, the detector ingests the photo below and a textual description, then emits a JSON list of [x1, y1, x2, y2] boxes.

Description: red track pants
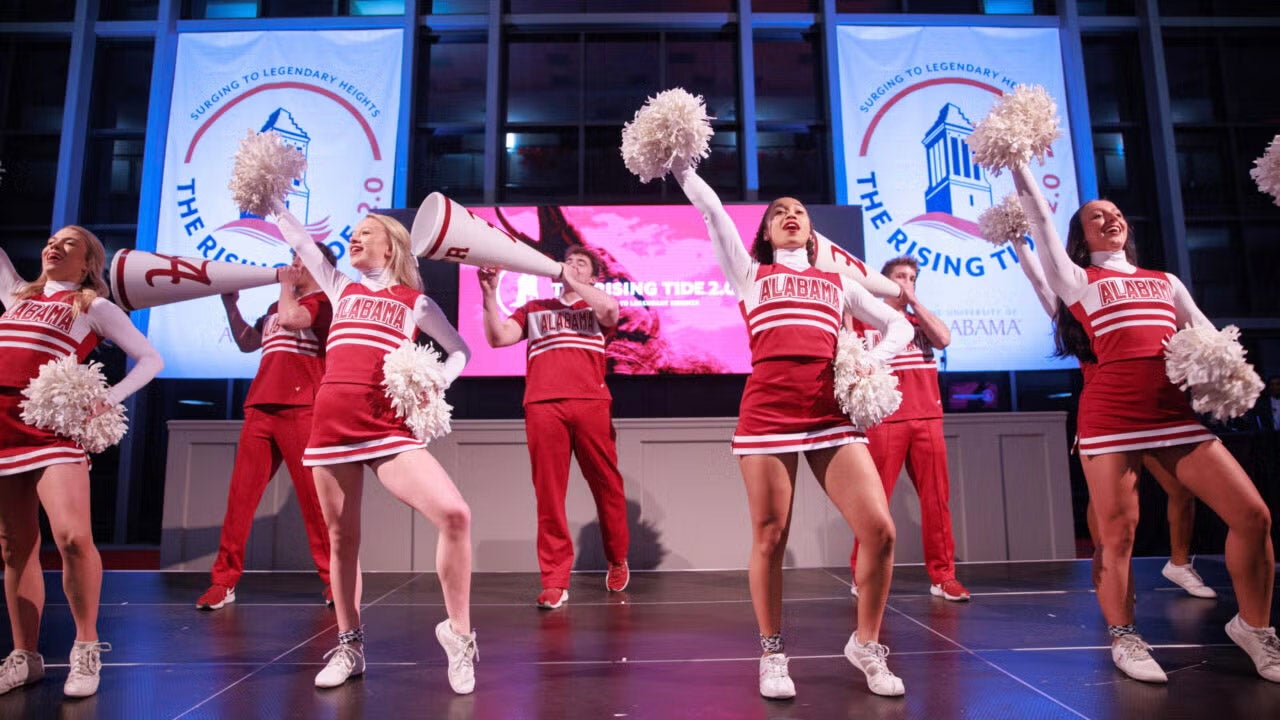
[[210, 405, 331, 588], [525, 399, 629, 589], [851, 417, 957, 584]]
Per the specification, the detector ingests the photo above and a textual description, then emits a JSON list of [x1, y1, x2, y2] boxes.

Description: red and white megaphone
[[812, 233, 901, 300], [410, 192, 562, 278], [109, 249, 279, 312]]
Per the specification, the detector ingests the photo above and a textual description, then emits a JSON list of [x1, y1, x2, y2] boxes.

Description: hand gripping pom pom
[[833, 330, 902, 431], [1250, 134, 1280, 206], [382, 341, 454, 443], [229, 130, 307, 217], [20, 356, 128, 454], [620, 88, 715, 183], [1164, 324, 1264, 422], [968, 85, 1062, 174], [977, 194, 1030, 247]]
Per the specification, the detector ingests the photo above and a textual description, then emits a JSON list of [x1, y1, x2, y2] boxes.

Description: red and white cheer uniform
[[0, 248, 162, 476], [1014, 165, 1215, 456], [677, 167, 912, 455], [275, 211, 469, 467]]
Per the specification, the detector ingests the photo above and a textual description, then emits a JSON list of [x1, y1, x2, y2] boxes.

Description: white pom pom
[[382, 341, 453, 443], [968, 85, 1062, 174], [1250, 134, 1280, 206], [977, 193, 1030, 247], [620, 88, 715, 183], [832, 330, 902, 431], [19, 356, 128, 454], [1164, 324, 1264, 422], [228, 130, 307, 217]]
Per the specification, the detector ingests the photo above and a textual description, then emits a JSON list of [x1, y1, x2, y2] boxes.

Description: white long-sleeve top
[[675, 165, 913, 363], [0, 247, 163, 403], [274, 210, 469, 384]]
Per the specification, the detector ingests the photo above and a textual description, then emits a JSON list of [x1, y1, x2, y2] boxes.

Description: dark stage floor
[[1, 557, 1278, 719]]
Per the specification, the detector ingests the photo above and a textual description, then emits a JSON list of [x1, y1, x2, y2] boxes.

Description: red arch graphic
[[185, 81, 381, 163], [858, 78, 1003, 157]]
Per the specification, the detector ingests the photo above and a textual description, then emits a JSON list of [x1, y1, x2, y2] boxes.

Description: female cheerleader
[[271, 203, 478, 694], [1012, 164, 1277, 683], [1013, 229, 1213, 601], [0, 228, 163, 697], [676, 164, 913, 699]]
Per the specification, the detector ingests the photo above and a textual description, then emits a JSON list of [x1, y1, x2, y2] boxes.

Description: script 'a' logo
[[145, 253, 214, 287]]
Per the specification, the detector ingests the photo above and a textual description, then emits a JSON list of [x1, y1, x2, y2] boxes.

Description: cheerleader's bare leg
[[1085, 499, 1136, 617], [806, 444, 895, 642], [1148, 441, 1273, 626], [0, 475, 43, 651], [1144, 456, 1196, 568], [372, 449, 472, 633], [1079, 452, 1141, 628], [36, 463, 101, 643], [313, 462, 365, 634], [809, 443, 904, 696], [739, 452, 798, 641]]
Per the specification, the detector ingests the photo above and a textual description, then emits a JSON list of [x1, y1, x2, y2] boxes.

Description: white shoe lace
[[322, 644, 360, 674], [1115, 635, 1154, 664], [761, 654, 790, 680], [858, 641, 891, 671], [1253, 627, 1280, 669], [69, 643, 109, 677], [449, 634, 478, 674], [1, 653, 28, 683]]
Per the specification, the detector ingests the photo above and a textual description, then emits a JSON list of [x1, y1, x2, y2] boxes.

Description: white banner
[[150, 29, 402, 378], [838, 26, 1079, 371]]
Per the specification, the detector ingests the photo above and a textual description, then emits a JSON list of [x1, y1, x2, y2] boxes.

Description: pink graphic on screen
[[457, 204, 769, 376]]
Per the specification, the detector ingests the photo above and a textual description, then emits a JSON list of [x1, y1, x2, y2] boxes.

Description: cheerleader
[[676, 164, 913, 699], [1012, 164, 1277, 683], [271, 203, 477, 694], [1011, 233, 1213, 601], [0, 228, 163, 697]]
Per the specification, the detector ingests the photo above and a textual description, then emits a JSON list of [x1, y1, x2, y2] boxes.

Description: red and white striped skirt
[[0, 389, 88, 477], [303, 382, 426, 466], [1076, 357, 1215, 456], [732, 358, 865, 455]]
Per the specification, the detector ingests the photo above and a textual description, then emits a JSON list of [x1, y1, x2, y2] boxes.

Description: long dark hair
[[1052, 201, 1138, 362], [752, 198, 817, 265]]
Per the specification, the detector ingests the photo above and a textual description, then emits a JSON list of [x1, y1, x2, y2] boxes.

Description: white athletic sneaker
[[843, 633, 905, 697], [314, 643, 365, 688], [435, 620, 478, 695], [1225, 614, 1280, 682], [1161, 561, 1217, 599], [850, 582, 859, 599], [63, 641, 110, 698], [1111, 634, 1167, 683], [0, 650, 44, 695], [758, 653, 796, 699]]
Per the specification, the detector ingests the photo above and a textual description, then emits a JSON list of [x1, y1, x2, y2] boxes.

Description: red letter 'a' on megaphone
[[110, 249, 279, 312]]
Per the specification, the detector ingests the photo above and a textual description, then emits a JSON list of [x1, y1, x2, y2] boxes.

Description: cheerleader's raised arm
[[674, 163, 753, 296], [1011, 237, 1059, 319], [0, 246, 27, 307], [1012, 164, 1088, 304], [272, 201, 350, 300]]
